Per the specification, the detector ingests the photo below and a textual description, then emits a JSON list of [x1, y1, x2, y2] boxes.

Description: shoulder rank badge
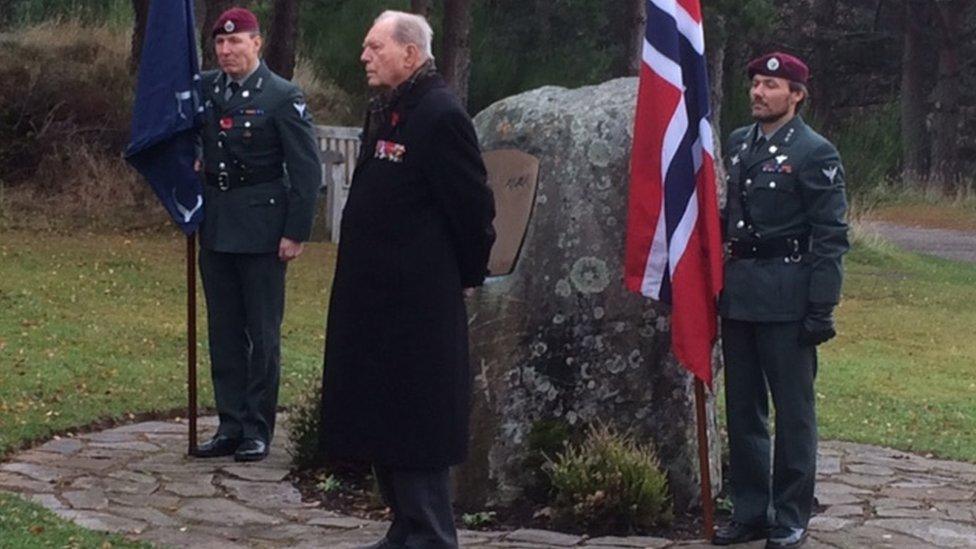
[[822, 165, 839, 183], [293, 100, 311, 121]]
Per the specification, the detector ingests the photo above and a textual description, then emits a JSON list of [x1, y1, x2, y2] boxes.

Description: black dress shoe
[[712, 521, 769, 545], [192, 435, 241, 458], [766, 527, 807, 548], [234, 438, 268, 462]]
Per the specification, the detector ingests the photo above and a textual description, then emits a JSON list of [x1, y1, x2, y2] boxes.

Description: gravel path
[[864, 221, 976, 263]]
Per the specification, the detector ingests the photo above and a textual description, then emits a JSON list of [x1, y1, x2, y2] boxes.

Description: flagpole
[[187, 232, 198, 455], [694, 378, 714, 538]]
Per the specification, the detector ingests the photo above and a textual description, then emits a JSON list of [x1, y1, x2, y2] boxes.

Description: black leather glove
[[799, 302, 836, 346]]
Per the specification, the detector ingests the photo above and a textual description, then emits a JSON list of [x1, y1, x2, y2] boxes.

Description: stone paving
[[2, 417, 976, 547]]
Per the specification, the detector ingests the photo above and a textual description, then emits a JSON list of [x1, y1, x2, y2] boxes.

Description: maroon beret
[[747, 52, 809, 85], [212, 7, 260, 38]]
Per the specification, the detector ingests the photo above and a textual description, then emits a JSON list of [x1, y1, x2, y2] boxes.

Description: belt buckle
[[218, 171, 230, 191], [786, 238, 802, 263]]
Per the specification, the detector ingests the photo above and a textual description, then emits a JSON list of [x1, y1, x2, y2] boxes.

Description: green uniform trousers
[[722, 318, 818, 529], [199, 247, 286, 444]]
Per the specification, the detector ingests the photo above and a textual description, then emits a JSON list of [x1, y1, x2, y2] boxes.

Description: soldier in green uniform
[[192, 8, 321, 462], [712, 53, 849, 548]]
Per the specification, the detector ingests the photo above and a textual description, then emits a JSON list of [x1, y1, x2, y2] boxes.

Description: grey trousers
[[373, 466, 458, 549], [721, 318, 818, 530], [199, 247, 286, 444]]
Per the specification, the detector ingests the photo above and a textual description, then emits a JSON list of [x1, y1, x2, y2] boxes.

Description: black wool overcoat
[[319, 75, 496, 469]]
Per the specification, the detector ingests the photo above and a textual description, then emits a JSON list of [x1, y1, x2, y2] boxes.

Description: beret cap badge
[[212, 8, 259, 37], [747, 52, 809, 85]]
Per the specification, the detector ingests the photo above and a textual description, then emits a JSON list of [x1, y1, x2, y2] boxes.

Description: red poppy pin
[[219, 117, 234, 130]]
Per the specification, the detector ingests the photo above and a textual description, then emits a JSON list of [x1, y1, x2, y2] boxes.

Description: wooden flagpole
[[695, 378, 715, 538], [187, 233, 198, 455]]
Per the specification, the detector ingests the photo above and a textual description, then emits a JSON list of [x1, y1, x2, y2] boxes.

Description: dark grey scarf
[[364, 59, 437, 146]]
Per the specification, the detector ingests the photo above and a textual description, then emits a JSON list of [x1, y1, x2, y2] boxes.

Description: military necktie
[[226, 81, 240, 101], [752, 135, 767, 155]]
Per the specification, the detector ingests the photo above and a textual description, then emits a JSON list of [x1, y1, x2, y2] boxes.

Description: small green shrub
[[461, 510, 497, 528], [523, 418, 573, 503], [315, 473, 343, 494], [288, 377, 323, 470], [546, 423, 672, 534]]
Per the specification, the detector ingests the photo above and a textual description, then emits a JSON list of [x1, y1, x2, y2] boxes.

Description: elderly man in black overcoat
[[318, 9, 496, 549]]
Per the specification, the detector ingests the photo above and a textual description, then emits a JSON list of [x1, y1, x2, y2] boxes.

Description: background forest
[[0, 0, 973, 223]]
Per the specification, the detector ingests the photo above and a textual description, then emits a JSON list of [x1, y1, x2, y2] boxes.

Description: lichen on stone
[[605, 355, 627, 374], [569, 257, 610, 294], [554, 279, 572, 297]]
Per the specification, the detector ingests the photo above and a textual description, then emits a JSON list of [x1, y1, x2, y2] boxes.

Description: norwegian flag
[[624, 0, 724, 385]]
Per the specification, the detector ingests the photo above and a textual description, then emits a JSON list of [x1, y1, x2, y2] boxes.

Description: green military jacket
[[199, 62, 322, 253], [720, 116, 849, 322]]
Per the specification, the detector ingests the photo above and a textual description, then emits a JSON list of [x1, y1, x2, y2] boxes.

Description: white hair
[[375, 10, 434, 60]]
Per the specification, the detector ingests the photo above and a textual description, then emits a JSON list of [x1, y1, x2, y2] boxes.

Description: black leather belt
[[726, 235, 811, 260], [205, 167, 283, 191]]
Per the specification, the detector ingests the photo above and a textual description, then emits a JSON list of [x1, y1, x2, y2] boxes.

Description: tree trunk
[[201, 0, 247, 71], [929, 0, 970, 192], [0, 0, 14, 27], [807, 0, 839, 124], [265, 0, 299, 80], [705, 27, 725, 200], [411, 0, 431, 18], [129, 0, 150, 74], [441, 0, 473, 107], [704, 10, 728, 201], [900, 1, 931, 182], [611, 0, 645, 77]]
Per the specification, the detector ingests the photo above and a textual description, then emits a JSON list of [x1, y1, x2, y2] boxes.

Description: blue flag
[[125, 0, 204, 234]]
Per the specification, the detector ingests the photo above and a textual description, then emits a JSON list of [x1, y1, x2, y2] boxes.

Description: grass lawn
[[1, 222, 975, 543], [0, 229, 335, 456], [1, 226, 974, 462], [817, 233, 976, 461]]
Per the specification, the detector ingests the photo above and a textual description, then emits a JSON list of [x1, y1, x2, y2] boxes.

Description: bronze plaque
[[483, 149, 540, 276]]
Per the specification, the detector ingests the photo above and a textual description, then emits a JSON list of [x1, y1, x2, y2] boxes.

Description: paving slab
[[111, 505, 183, 528], [0, 471, 57, 493], [504, 528, 584, 546], [220, 478, 304, 507], [585, 535, 671, 547], [867, 518, 976, 547], [55, 509, 148, 534], [176, 498, 281, 526], [37, 437, 85, 455], [62, 488, 110, 510], [1, 462, 75, 482], [3, 418, 976, 548], [164, 478, 218, 497], [222, 464, 291, 482]]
